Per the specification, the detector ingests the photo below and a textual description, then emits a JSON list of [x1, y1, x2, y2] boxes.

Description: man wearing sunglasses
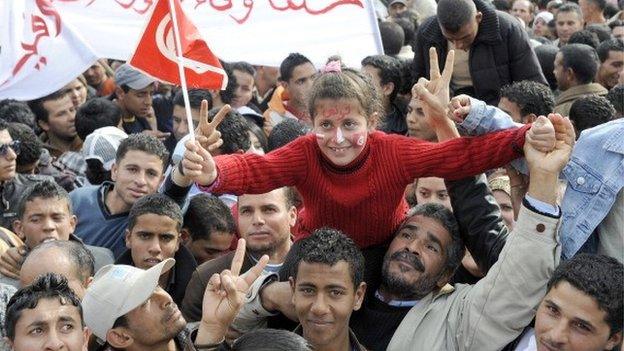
[[0, 119, 52, 230]]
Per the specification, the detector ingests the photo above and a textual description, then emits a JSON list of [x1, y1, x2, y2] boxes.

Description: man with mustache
[[115, 193, 197, 306]]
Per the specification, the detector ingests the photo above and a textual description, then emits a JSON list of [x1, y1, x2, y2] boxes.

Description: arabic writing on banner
[[52, 0, 383, 67]]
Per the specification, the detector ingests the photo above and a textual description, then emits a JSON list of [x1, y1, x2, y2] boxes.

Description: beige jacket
[[387, 205, 561, 351], [554, 83, 608, 117]]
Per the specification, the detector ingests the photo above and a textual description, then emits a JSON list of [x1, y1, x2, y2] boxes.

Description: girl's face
[[313, 98, 369, 166]]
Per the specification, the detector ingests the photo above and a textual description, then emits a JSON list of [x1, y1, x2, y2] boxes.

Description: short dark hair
[[405, 203, 464, 276], [5, 273, 83, 340], [535, 44, 559, 90], [500, 80, 555, 117], [607, 85, 624, 116], [208, 108, 251, 154], [17, 180, 72, 220], [232, 329, 312, 351], [586, 24, 612, 43], [556, 3, 583, 21], [27, 240, 95, 281], [0, 101, 36, 130], [27, 90, 68, 124], [231, 61, 256, 77], [127, 193, 183, 232], [8, 122, 43, 169], [183, 194, 235, 241], [568, 30, 600, 49], [597, 38, 624, 63], [244, 117, 268, 152], [219, 62, 238, 105], [115, 133, 169, 169], [569, 95, 615, 134], [560, 44, 600, 84], [267, 119, 309, 152], [392, 14, 417, 44], [85, 159, 111, 185], [437, 0, 478, 33], [379, 21, 405, 56], [493, 0, 512, 12], [75, 98, 122, 141], [291, 228, 365, 289], [546, 254, 623, 336], [173, 89, 212, 110], [0, 119, 8, 133], [280, 53, 313, 83], [361, 55, 403, 102]]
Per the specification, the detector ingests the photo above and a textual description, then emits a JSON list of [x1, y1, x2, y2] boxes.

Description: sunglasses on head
[[0, 140, 20, 157]]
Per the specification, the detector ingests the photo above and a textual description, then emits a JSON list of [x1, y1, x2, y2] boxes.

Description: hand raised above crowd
[[412, 47, 456, 127], [194, 101, 230, 152], [525, 114, 575, 175]]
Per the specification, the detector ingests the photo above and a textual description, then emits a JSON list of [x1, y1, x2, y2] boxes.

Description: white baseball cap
[[82, 258, 175, 340], [82, 126, 128, 171]]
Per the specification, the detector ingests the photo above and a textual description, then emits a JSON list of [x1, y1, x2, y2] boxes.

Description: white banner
[[0, 0, 383, 100]]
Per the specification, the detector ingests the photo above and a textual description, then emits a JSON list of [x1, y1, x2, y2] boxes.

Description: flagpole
[[167, 0, 195, 140]]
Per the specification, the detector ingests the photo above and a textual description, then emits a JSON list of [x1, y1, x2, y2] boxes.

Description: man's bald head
[[437, 0, 478, 32], [19, 241, 94, 298]]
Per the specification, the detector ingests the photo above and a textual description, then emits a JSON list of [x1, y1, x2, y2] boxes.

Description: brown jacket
[[181, 251, 254, 322], [554, 83, 608, 117]]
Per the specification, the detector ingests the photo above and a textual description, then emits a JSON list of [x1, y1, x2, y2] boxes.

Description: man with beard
[[181, 187, 297, 321]]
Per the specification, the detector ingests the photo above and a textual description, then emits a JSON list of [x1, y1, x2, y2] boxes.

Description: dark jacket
[[116, 244, 197, 305], [181, 250, 254, 322], [412, 0, 547, 104]]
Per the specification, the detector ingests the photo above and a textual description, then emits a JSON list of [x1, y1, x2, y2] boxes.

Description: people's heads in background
[[388, 0, 409, 18], [231, 329, 312, 351], [62, 76, 89, 109], [267, 118, 310, 152], [244, 117, 268, 155], [535, 44, 560, 90], [381, 203, 464, 300], [0, 100, 36, 130], [83, 126, 128, 185], [579, 0, 607, 24], [361, 55, 403, 109], [7, 123, 42, 174], [0, 119, 19, 182], [499, 80, 555, 123], [20, 240, 95, 298], [289, 228, 366, 351], [437, 0, 482, 50], [231, 61, 256, 109], [586, 24, 612, 43], [390, 12, 417, 49], [182, 194, 235, 264], [547, 0, 564, 15], [488, 174, 515, 230], [607, 84, 624, 117], [208, 108, 251, 155], [172, 89, 212, 141], [114, 63, 156, 119], [596, 39, 624, 90], [568, 29, 600, 49], [609, 20, 624, 40], [511, 0, 535, 26], [279, 53, 317, 111], [13, 180, 76, 250], [213, 61, 238, 108], [554, 44, 600, 91], [83, 60, 109, 89], [111, 133, 168, 209], [493, 0, 512, 12], [75, 97, 122, 141], [5, 273, 89, 351], [569, 95, 616, 136], [379, 21, 405, 56], [125, 193, 182, 270], [555, 3, 584, 45], [533, 11, 555, 39], [28, 90, 77, 142], [407, 177, 451, 209], [406, 97, 436, 141], [534, 254, 623, 351]]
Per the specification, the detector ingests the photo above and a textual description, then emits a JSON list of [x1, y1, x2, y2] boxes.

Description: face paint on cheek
[[348, 132, 366, 147]]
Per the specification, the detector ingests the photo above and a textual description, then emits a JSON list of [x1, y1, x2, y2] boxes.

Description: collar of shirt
[[374, 290, 419, 307]]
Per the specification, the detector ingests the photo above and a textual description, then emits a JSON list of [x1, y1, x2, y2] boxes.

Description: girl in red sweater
[[181, 63, 545, 249]]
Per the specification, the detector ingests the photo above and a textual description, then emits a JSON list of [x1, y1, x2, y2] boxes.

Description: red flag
[[128, 0, 227, 90]]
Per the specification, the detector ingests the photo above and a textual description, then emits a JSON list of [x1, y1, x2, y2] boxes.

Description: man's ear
[[604, 331, 622, 350], [289, 276, 296, 305], [125, 229, 132, 249], [110, 162, 119, 182], [12, 220, 24, 240], [115, 87, 125, 101], [381, 82, 395, 98], [288, 206, 297, 227], [82, 327, 92, 351], [180, 228, 191, 245], [38, 119, 50, 132], [524, 113, 538, 124], [69, 215, 77, 234], [475, 11, 483, 24], [353, 282, 367, 311], [106, 328, 133, 349]]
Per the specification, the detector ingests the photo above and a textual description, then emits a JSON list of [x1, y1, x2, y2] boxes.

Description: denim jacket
[[458, 98, 624, 259]]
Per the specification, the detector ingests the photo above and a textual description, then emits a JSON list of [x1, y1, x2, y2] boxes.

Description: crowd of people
[[0, 0, 622, 349]]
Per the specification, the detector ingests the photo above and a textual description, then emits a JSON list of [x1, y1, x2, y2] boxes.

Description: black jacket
[[116, 244, 197, 306], [0, 174, 53, 230], [412, 0, 547, 104]]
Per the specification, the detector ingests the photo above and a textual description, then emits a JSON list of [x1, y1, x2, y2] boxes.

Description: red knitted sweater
[[205, 127, 529, 248]]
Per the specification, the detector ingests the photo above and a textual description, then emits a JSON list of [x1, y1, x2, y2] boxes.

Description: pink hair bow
[[322, 60, 342, 73]]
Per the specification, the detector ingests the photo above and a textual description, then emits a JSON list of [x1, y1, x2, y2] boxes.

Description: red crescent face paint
[[313, 98, 369, 166]]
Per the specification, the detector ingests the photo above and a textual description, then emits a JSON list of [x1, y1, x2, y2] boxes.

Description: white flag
[[0, 0, 98, 100]]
